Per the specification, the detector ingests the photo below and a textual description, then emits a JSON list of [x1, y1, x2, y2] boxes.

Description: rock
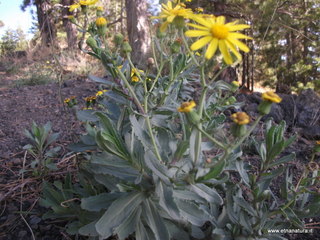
[[301, 125, 320, 140], [18, 230, 28, 238]]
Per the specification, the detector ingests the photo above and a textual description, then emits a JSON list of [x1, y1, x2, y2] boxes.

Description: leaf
[[235, 160, 250, 186], [81, 192, 123, 212], [115, 206, 142, 240], [78, 221, 99, 236], [129, 115, 153, 151], [76, 110, 98, 122], [95, 191, 145, 239], [172, 140, 189, 163], [269, 153, 295, 168], [173, 190, 205, 204], [201, 159, 226, 180], [144, 151, 171, 184], [190, 183, 223, 205], [88, 74, 115, 87], [136, 220, 150, 240], [176, 199, 211, 226], [234, 197, 257, 217], [156, 181, 180, 220], [142, 199, 170, 240], [104, 91, 129, 105]]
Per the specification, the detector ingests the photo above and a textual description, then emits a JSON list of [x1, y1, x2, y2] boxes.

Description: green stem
[[195, 125, 226, 150], [193, 65, 207, 164], [126, 54, 163, 162], [116, 64, 145, 114], [159, 56, 175, 106], [180, 29, 200, 67]]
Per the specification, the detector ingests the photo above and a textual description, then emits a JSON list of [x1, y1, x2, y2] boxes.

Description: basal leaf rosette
[[152, 0, 194, 32], [258, 91, 282, 115], [185, 15, 252, 64]]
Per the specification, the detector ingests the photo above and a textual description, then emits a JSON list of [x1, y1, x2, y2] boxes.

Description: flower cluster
[[84, 96, 96, 108], [64, 96, 77, 108]]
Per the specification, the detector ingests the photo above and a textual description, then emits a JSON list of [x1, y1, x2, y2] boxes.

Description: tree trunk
[[125, 0, 151, 65], [61, 0, 77, 49], [35, 0, 57, 47]]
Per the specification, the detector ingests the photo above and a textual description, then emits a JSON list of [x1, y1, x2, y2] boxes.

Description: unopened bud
[[113, 33, 124, 46], [147, 57, 155, 69], [86, 36, 98, 50], [122, 40, 132, 53]]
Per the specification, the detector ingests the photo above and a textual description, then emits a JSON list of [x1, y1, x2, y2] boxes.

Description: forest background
[[0, 0, 319, 92]]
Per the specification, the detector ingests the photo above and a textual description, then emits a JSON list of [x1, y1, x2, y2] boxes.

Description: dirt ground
[[0, 72, 319, 239], [0, 75, 98, 239]]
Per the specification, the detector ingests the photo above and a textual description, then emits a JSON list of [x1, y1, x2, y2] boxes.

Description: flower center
[[211, 24, 229, 39]]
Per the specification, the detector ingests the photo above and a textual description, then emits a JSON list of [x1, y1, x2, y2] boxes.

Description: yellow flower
[[96, 6, 103, 11], [64, 98, 71, 104], [261, 92, 282, 103], [79, 0, 98, 5], [152, 1, 193, 32], [185, 15, 252, 64], [231, 112, 250, 125], [96, 17, 107, 27], [195, 7, 204, 13], [232, 81, 240, 87], [316, 141, 320, 145], [95, 90, 107, 96], [69, 0, 98, 11], [69, 3, 80, 11], [178, 101, 196, 113], [131, 76, 139, 82], [131, 68, 144, 77]]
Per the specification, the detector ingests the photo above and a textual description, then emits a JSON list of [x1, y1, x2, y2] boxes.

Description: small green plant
[[40, 1, 320, 239], [23, 122, 60, 174]]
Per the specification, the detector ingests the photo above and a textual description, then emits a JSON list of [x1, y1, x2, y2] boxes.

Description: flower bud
[[147, 57, 155, 69], [187, 110, 201, 125], [122, 40, 132, 53], [231, 124, 247, 137], [258, 101, 272, 115], [170, 38, 183, 54], [113, 33, 124, 46], [173, 16, 185, 29], [86, 36, 98, 50]]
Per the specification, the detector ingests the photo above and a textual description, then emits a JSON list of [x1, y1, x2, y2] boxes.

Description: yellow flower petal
[[226, 40, 242, 61], [229, 32, 253, 40], [216, 16, 225, 24], [228, 37, 250, 52], [192, 16, 212, 28], [187, 23, 208, 31], [228, 24, 251, 31], [219, 40, 233, 64], [190, 36, 212, 51], [185, 30, 210, 37], [160, 21, 170, 32], [205, 38, 218, 59]]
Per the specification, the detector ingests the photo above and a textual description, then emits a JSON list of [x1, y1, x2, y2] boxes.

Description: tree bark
[[35, 0, 57, 47], [125, 0, 151, 65], [61, 0, 77, 49]]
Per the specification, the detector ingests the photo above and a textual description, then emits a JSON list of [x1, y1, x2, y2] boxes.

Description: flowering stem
[[159, 56, 175, 106], [126, 54, 163, 163], [116, 64, 145, 114], [195, 125, 226, 150], [193, 64, 208, 164], [180, 29, 200, 67]]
